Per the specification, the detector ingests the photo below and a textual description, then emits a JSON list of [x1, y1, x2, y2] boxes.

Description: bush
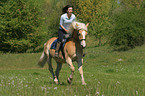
[[0, 0, 46, 53], [70, 0, 112, 46], [109, 8, 145, 51]]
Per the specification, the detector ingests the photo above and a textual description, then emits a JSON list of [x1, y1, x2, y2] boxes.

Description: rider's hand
[[65, 34, 70, 38], [65, 30, 68, 33]]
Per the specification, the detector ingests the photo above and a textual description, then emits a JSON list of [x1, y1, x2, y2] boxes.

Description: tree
[[109, 1, 145, 51], [0, 0, 46, 52], [120, 0, 143, 9], [71, 0, 112, 46]]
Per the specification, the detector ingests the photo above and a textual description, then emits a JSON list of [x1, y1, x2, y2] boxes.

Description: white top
[[59, 13, 75, 30]]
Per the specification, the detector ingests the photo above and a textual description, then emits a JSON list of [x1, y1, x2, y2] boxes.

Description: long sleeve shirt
[[59, 13, 75, 30]]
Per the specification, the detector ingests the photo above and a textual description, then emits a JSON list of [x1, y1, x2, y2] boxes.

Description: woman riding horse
[[55, 5, 75, 58], [38, 21, 89, 85]]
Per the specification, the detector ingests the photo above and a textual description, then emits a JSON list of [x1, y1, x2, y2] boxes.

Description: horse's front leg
[[78, 58, 86, 85], [66, 57, 75, 84]]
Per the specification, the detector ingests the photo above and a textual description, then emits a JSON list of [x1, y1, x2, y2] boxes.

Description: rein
[[71, 29, 79, 41], [71, 29, 86, 42]]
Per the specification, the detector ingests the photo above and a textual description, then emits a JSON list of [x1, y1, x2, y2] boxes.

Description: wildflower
[[47, 87, 51, 89], [95, 91, 99, 95], [118, 58, 123, 61], [12, 80, 14, 85], [20, 81, 23, 84], [116, 81, 120, 84], [25, 85, 28, 87], [136, 90, 138, 95], [54, 87, 57, 90], [41, 87, 45, 91]]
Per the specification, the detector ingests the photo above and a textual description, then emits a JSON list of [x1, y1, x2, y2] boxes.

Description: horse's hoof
[[54, 78, 59, 84], [82, 82, 87, 85]]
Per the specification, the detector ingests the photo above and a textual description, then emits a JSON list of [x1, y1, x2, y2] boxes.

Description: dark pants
[[58, 29, 66, 43]]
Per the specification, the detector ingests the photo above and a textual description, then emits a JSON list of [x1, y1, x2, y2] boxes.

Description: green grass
[[0, 44, 145, 96]]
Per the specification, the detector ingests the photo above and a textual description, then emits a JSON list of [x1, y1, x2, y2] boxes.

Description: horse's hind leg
[[47, 56, 55, 81], [55, 62, 62, 84], [66, 57, 75, 84]]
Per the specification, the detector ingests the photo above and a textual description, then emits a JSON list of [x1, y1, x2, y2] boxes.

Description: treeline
[[71, 0, 145, 50], [0, 0, 47, 52], [0, 0, 68, 53], [0, 0, 145, 53]]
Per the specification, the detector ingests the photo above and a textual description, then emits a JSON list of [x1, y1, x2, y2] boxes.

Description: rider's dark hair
[[62, 5, 73, 14]]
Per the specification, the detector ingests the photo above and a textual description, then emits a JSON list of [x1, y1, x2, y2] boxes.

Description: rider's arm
[[60, 25, 68, 33], [59, 15, 68, 33]]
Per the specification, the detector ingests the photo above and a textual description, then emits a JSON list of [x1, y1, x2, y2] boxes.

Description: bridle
[[77, 30, 87, 41], [72, 29, 87, 41]]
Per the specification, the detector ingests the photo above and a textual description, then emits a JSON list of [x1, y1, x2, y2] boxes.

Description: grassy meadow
[[0, 43, 145, 96]]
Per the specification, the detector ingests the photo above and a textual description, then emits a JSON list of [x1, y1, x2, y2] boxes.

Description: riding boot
[[54, 41, 61, 58]]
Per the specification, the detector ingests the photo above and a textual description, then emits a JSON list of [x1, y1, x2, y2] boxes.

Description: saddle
[[50, 38, 66, 50], [51, 33, 71, 50], [50, 38, 67, 59]]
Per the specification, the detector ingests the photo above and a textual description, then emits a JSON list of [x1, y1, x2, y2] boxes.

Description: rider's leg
[[54, 41, 61, 58], [54, 29, 64, 58]]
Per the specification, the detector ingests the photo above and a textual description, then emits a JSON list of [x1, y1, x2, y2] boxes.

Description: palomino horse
[[38, 21, 89, 85]]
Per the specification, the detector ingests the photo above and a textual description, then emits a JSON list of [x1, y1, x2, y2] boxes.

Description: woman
[[55, 5, 76, 57]]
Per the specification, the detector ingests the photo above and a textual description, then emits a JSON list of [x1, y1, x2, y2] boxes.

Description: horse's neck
[[72, 30, 79, 41], [72, 30, 83, 48]]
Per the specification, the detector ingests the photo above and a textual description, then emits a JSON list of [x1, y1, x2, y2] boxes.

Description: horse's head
[[72, 22, 89, 48], [77, 29, 88, 48]]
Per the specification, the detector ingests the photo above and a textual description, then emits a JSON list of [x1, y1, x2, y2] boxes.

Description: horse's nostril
[[81, 45, 86, 49]]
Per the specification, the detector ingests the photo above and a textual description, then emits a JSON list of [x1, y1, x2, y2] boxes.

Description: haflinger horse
[[38, 21, 89, 85]]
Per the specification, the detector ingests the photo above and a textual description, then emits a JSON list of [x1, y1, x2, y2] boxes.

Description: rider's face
[[67, 7, 73, 14]]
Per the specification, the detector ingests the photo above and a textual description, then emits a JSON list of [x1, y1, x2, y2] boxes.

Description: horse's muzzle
[[81, 40, 86, 48], [81, 45, 86, 49]]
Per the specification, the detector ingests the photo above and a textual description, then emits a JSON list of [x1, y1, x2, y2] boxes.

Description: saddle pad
[[50, 39, 66, 50]]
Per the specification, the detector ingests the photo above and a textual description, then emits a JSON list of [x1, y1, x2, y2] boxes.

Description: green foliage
[[71, 0, 112, 46], [109, 8, 145, 51], [0, 0, 71, 53], [43, 0, 68, 38], [71, 0, 145, 48], [0, 0, 46, 53], [1, 0, 144, 52], [120, 0, 143, 9]]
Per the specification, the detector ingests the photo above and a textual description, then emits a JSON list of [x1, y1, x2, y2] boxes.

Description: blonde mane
[[68, 21, 88, 34]]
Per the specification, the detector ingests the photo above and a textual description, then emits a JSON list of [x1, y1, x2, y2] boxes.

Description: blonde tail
[[38, 42, 51, 67], [38, 37, 56, 68], [38, 51, 47, 67]]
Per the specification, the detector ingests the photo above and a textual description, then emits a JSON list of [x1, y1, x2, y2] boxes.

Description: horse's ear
[[74, 23, 79, 29], [76, 23, 79, 27], [86, 23, 89, 27]]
